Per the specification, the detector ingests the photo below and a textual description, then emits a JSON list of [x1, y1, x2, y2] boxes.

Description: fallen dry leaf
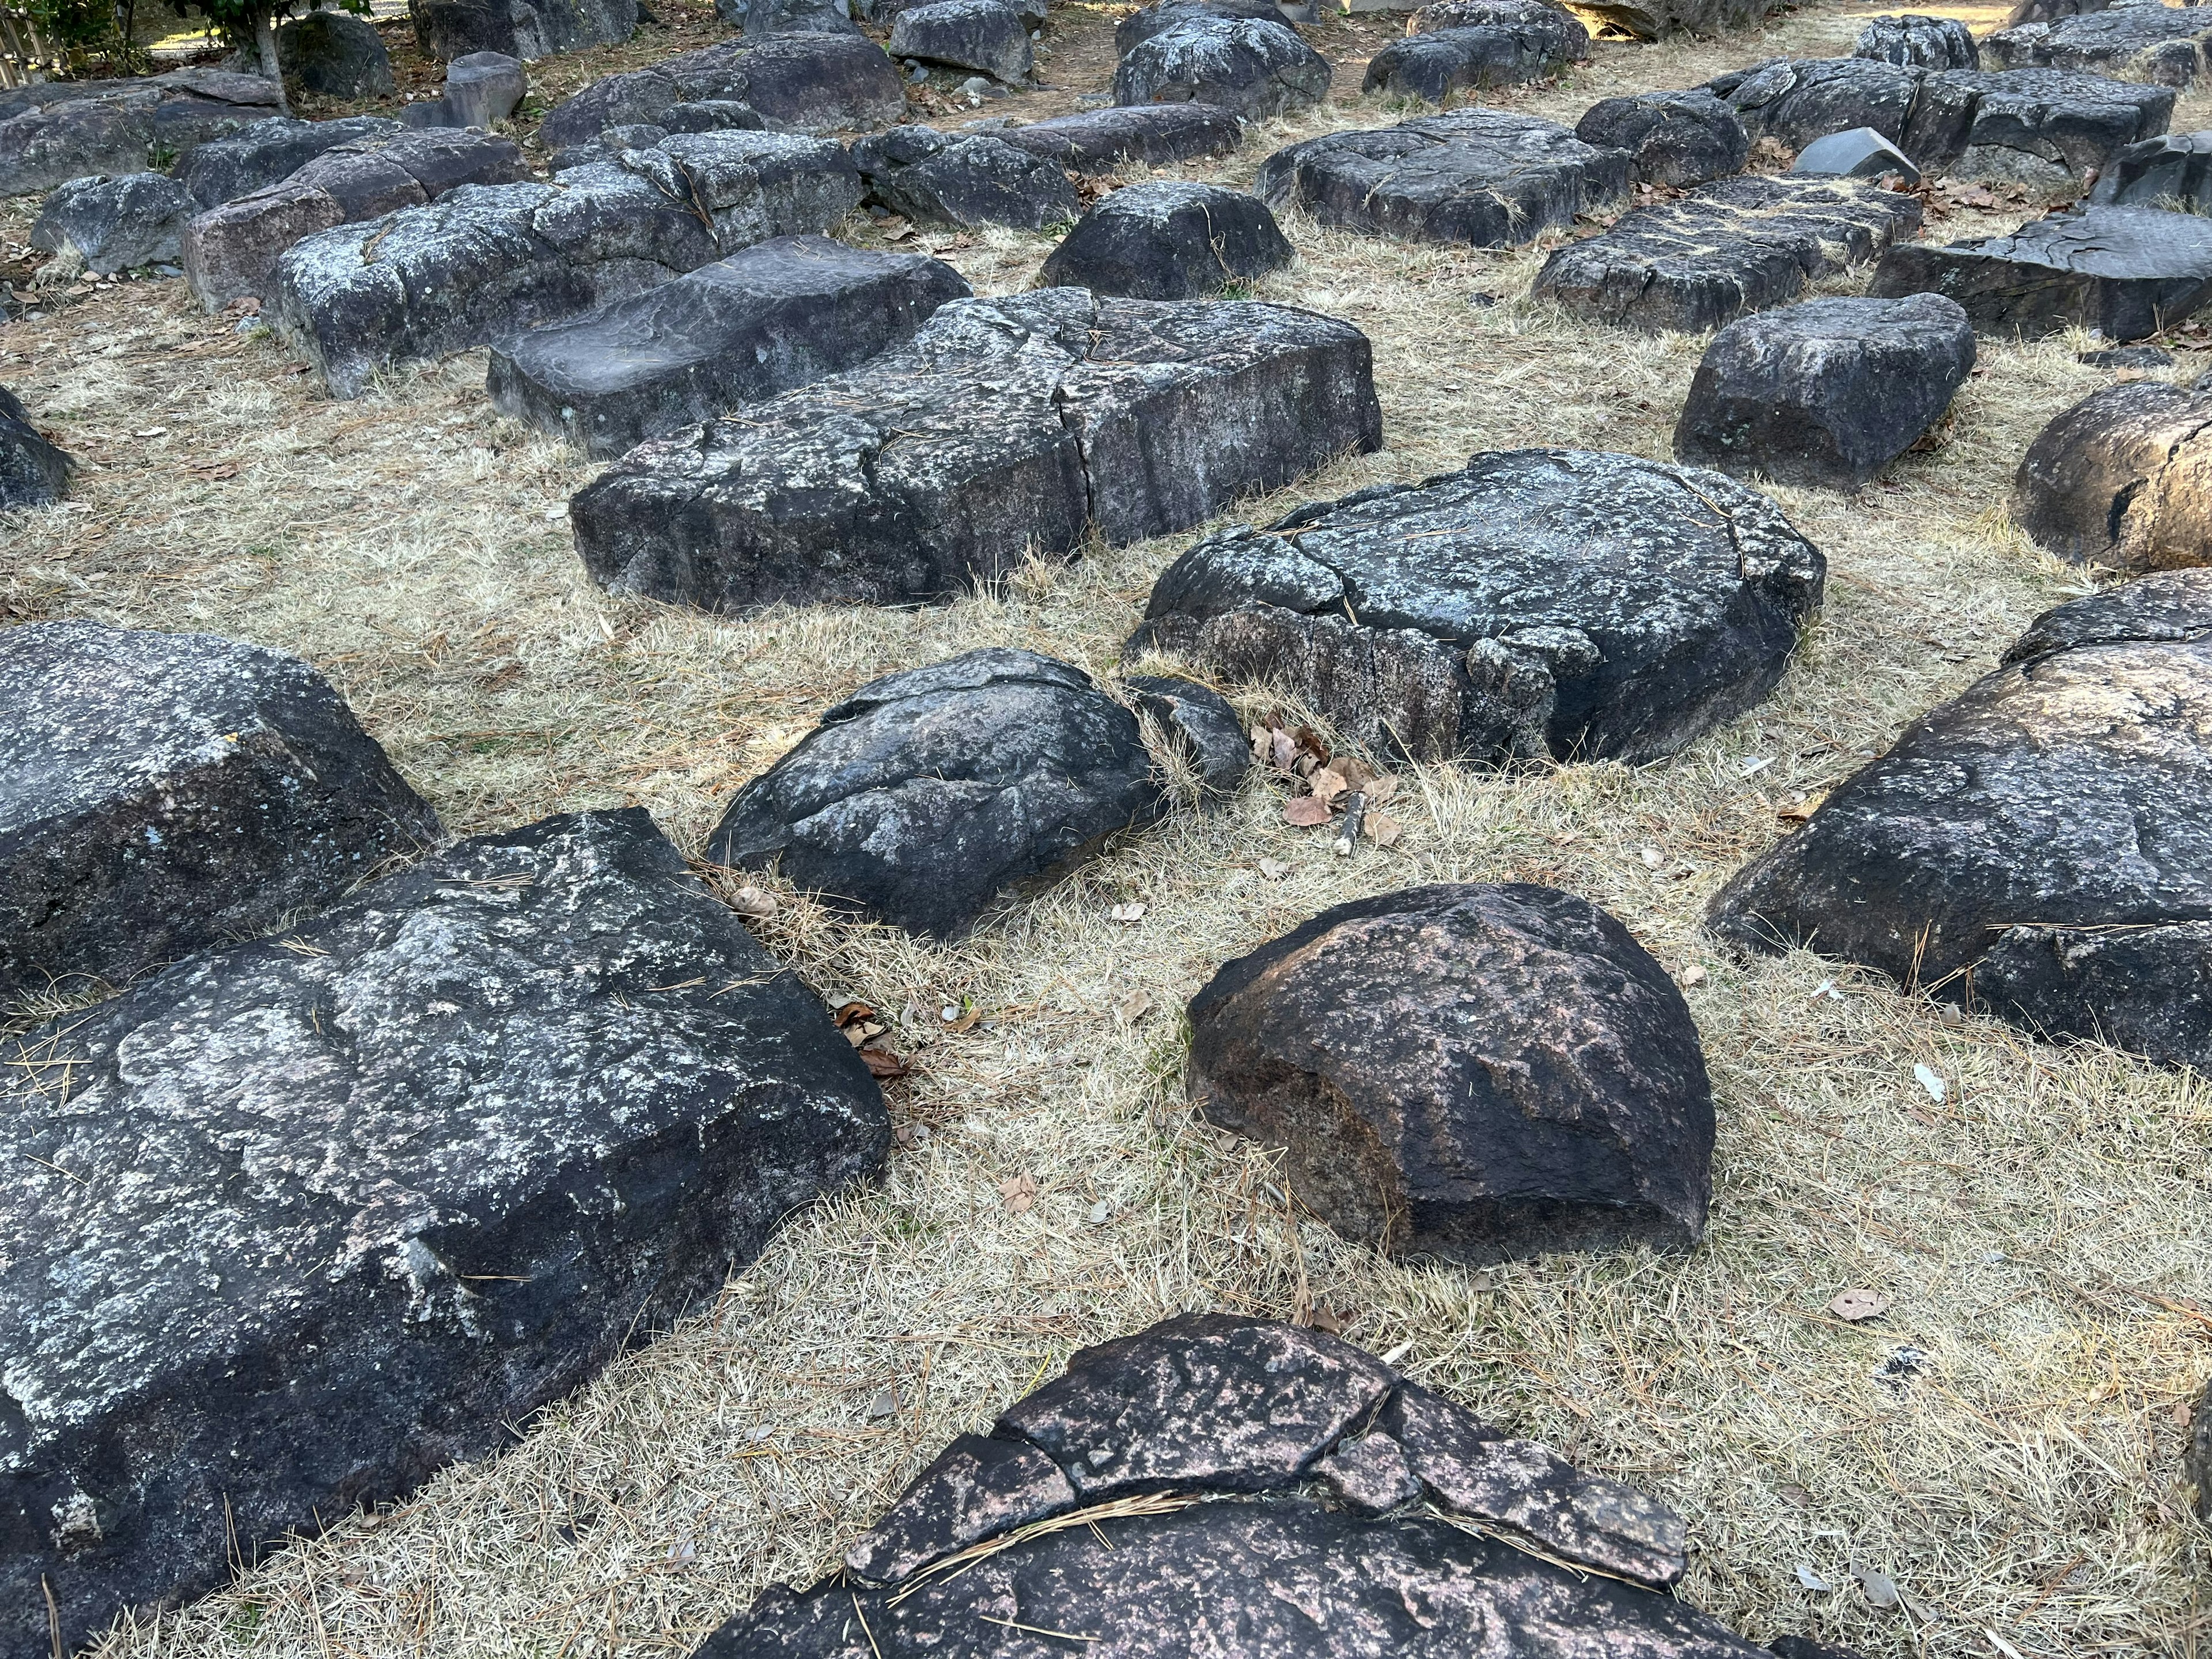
[[1830, 1287, 1891, 1323], [860, 1044, 910, 1080], [832, 1001, 876, 1028], [729, 885, 779, 920], [1283, 797, 1334, 828], [1681, 965, 1707, 987], [1109, 902, 1147, 923], [1778, 796, 1819, 823], [1115, 989, 1152, 1023], [1307, 766, 1349, 806], [1258, 857, 1291, 879], [998, 1172, 1039, 1214], [1365, 811, 1403, 847]]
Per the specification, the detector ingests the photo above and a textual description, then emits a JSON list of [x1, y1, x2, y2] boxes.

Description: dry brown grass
[[5, 2, 2212, 1655]]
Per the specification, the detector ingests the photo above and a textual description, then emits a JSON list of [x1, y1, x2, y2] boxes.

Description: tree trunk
[[253, 8, 280, 81]]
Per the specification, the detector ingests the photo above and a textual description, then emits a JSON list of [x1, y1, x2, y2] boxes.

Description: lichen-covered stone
[[174, 114, 402, 208], [1040, 179, 1289, 298], [845, 1435, 1077, 1585], [0, 384, 71, 509], [0, 68, 285, 198], [1115, 16, 1331, 118], [29, 172, 191, 274], [1365, 0, 1587, 101], [1854, 12, 1978, 69], [411, 0, 635, 60], [1573, 0, 1780, 39], [999, 103, 1245, 173], [1573, 88, 1747, 187], [277, 9, 396, 97], [850, 126, 1080, 229], [1115, 0, 1286, 52], [537, 33, 902, 149], [888, 0, 1033, 82], [1984, 3, 2212, 87], [400, 51, 530, 130], [2012, 380, 2212, 570]]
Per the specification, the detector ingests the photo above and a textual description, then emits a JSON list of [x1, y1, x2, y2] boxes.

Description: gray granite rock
[[1868, 204, 2212, 339], [0, 68, 285, 199], [489, 235, 968, 457], [1792, 124, 1919, 183], [1532, 175, 1921, 333], [1128, 448, 1823, 763], [400, 50, 529, 128], [2091, 127, 2212, 207], [1124, 673, 1250, 797], [411, 0, 635, 59], [1040, 179, 1290, 298], [0, 620, 438, 1000], [30, 171, 192, 274], [271, 130, 861, 395], [1573, 0, 1779, 37], [1257, 109, 1627, 248], [1984, 2, 2212, 86], [0, 806, 886, 1659], [1115, 16, 1331, 118], [1854, 12, 1978, 69], [571, 287, 1381, 613], [1362, 21, 1579, 101], [999, 103, 1245, 172], [1115, 0, 1287, 52], [889, 0, 1033, 82], [1673, 293, 1975, 488], [1711, 570, 2212, 1069], [536, 33, 904, 147], [175, 114, 402, 207], [1573, 88, 1747, 187], [2011, 380, 2212, 570], [0, 384, 71, 509], [850, 126, 1080, 228], [742, 0, 862, 33], [277, 9, 396, 97], [709, 648, 1167, 937]]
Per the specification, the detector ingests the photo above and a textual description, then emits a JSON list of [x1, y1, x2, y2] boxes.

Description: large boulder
[[849, 126, 1080, 228], [740, 0, 862, 33], [1984, 3, 2212, 86], [1868, 204, 2212, 339], [0, 67, 285, 198], [1361, 24, 1575, 101], [1040, 180, 1291, 299], [537, 33, 904, 147], [184, 126, 525, 310], [0, 621, 439, 1000], [29, 171, 192, 274], [2090, 126, 2212, 206], [570, 287, 1382, 613], [888, 0, 1033, 82], [2011, 380, 2212, 570], [399, 50, 529, 128], [489, 236, 969, 457], [411, 0, 635, 60], [1573, 0, 1780, 39], [271, 130, 862, 396], [277, 9, 396, 97], [1190, 884, 1712, 1261], [1672, 294, 1976, 489], [708, 649, 1167, 938], [1710, 570, 2212, 1070], [173, 113, 400, 207], [1116, 0, 1287, 52], [1532, 175, 1922, 333], [1127, 448, 1824, 764], [999, 103, 1245, 173], [1115, 16, 1332, 118], [1855, 12, 1978, 69], [0, 808, 887, 1659], [1256, 109, 1627, 248], [1573, 88, 1748, 187], [699, 1315, 1774, 1659], [0, 385, 71, 509]]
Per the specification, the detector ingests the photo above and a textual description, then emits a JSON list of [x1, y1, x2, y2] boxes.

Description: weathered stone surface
[[1040, 180, 1289, 298], [571, 288, 1381, 613], [2092, 127, 2212, 206], [702, 1313, 1738, 1659], [1573, 88, 1747, 187], [1711, 569, 2212, 1067], [1941, 65, 2174, 187], [2188, 1378, 2212, 1520], [1115, 16, 1331, 117], [489, 235, 968, 457], [0, 68, 285, 199], [400, 50, 528, 128], [1533, 175, 1917, 332], [271, 130, 861, 395], [1130, 448, 1822, 764], [850, 126, 1079, 228], [741, 0, 862, 34], [1116, 0, 1286, 52], [1574, 0, 1781, 39], [1869, 204, 2212, 339], [0, 385, 71, 509], [1257, 110, 1626, 248], [2011, 380, 2212, 570], [0, 620, 438, 999], [412, 0, 635, 59], [537, 33, 904, 147], [29, 171, 191, 274], [2080, 342, 2173, 367], [1793, 124, 1919, 182], [1124, 673, 1250, 797], [1188, 884, 1714, 1263], [1986, 3, 2212, 86], [707, 649, 1167, 937], [175, 114, 401, 207], [184, 126, 525, 310], [999, 103, 1245, 172], [1362, 15, 1584, 101], [1855, 12, 1978, 69], [278, 9, 396, 97], [889, 0, 1033, 81], [1673, 294, 1975, 488], [0, 806, 887, 1659], [2006, 0, 2121, 21]]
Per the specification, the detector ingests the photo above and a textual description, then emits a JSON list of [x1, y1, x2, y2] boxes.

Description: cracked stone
[[1113, 15, 1332, 118], [1039, 179, 1289, 298], [2012, 379, 2212, 570]]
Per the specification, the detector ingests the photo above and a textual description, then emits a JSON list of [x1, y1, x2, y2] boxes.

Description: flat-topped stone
[[0, 67, 285, 198], [1039, 180, 1291, 298], [849, 126, 1080, 228], [411, 0, 634, 59], [1985, 3, 2212, 86], [571, 287, 1381, 613], [1114, 16, 1332, 117], [399, 50, 529, 129], [1257, 109, 1627, 248], [1855, 12, 1979, 67], [175, 114, 402, 208], [1116, 0, 1286, 51], [490, 236, 968, 457], [889, 0, 1033, 82], [1573, 88, 1748, 186], [998, 103, 1245, 172], [1533, 174, 1922, 333], [536, 32, 904, 147], [31, 172, 192, 275], [1364, 1, 1587, 100], [2091, 127, 2212, 207], [1574, 0, 1780, 36], [2012, 380, 2212, 570]]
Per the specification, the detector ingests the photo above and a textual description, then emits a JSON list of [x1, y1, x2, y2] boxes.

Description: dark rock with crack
[[0, 620, 439, 1000], [1126, 448, 1823, 764], [1257, 109, 1627, 248], [0, 67, 285, 198], [548, 104, 770, 171], [1116, 0, 1286, 52], [889, 0, 1033, 82], [1710, 567, 2212, 1069], [2092, 127, 2212, 209], [277, 9, 395, 97], [1868, 204, 2212, 340], [849, 126, 1079, 228], [570, 287, 1380, 613], [30, 172, 192, 275], [1362, 18, 1584, 102], [184, 126, 527, 310], [174, 113, 401, 208], [489, 235, 969, 457], [1573, 88, 1748, 187], [740, 0, 863, 34], [1115, 16, 1332, 118], [536, 33, 905, 147], [271, 130, 862, 396], [1532, 175, 1922, 333], [0, 384, 72, 509], [2005, 0, 2120, 21], [2187, 1376, 2212, 1520], [708, 648, 1167, 937], [1985, 2, 2212, 88], [999, 103, 1245, 173], [1124, 673, 1250, 798], [0, 808, 887, 1659], [399, 50, 529, 130], [698, 1313, 1775, 1659], [1573, 0, 1780, 39], [411, 0, 634, 59], [1792, 125, 1919, 183], [1410, 0, 1585, 47], [1040, 180, 1290, 299], [2011, 380, 2212, 570], [1187, 884, 1713, 1262], [1673, 294, 1975, 488], [1854, 12, 1978, 69]]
